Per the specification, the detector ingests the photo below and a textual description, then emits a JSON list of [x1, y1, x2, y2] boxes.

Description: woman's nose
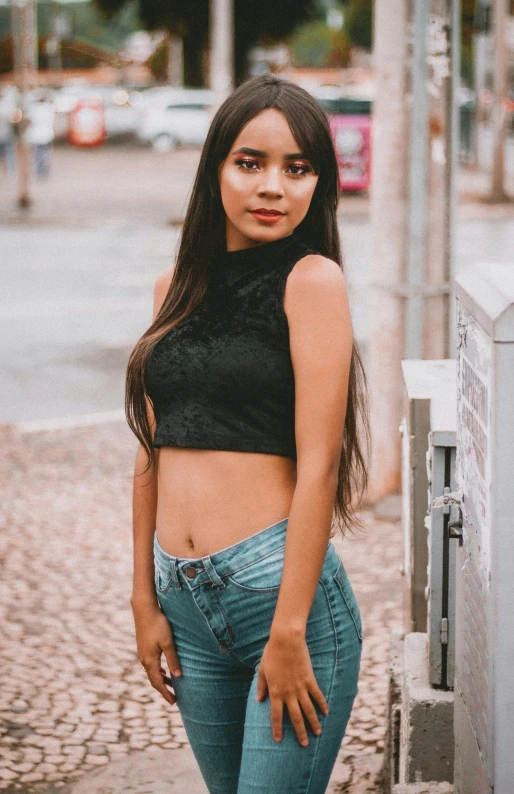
[[257, 167, 284, 196]]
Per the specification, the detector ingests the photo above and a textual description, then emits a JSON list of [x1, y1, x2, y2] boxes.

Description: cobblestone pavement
[[0, 419, 403, 793]]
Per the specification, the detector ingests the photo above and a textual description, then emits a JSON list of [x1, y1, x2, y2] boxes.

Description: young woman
[[125, 73, 370, 794]]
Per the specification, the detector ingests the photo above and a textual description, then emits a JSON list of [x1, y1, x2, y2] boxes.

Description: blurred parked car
[[52, 84, 142, 140], [135, 88, 215, 151]]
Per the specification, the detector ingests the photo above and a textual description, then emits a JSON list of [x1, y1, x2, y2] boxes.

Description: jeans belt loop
[[202, 557, 225, 588]]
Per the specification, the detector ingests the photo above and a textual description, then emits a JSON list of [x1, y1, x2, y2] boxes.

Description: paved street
[[0, 418, 401, 793]]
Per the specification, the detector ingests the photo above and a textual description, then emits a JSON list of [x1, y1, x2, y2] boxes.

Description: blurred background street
[[1, 142, 514, 424]]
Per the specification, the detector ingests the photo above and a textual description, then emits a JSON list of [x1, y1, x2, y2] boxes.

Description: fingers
[[270, 696, 284, 743], [256, 665, 268, 702], [270, 684, 330, 747], [143, 656, 177, 706], [286, 699, 310, 746], [162, 643, 183, 678], [160, 666, 175, 688], [298, 692, 322, 738], [310, 680, 330, 717]]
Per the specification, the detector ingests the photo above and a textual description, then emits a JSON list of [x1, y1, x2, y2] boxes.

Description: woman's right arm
[[130, 267, 180, 705]]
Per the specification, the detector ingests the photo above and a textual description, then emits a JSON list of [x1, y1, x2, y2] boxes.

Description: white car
[[135, 88, 215, 151]]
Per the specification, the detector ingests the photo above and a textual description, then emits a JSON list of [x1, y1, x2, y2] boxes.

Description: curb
[[0, 409, 126, 436]]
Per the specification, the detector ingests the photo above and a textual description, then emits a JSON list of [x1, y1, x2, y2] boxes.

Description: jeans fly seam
[[212, 590, 236, 650], [184, 587, 236, 654]]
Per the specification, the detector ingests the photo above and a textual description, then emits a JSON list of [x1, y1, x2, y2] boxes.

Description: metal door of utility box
[[401, 360, 457, 688], [453, 265, 514, 794], [426, 422, 457, 690]]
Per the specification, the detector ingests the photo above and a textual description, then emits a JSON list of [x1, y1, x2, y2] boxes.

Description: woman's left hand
[[256, 630, 330, 746]]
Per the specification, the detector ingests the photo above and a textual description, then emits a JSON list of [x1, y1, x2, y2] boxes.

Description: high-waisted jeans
[[153, 516, 363, 794]]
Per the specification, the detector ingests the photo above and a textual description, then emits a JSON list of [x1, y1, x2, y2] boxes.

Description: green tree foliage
[[93, 0, 317, 84], [147, 38, 168, 82], [344, 0, 372, 51], [460, 0, 476, 86], [0, 36, 13, 73], [289, 20, 350, 68], [0, 34, 121, 73], [0, 0, 140, 72]]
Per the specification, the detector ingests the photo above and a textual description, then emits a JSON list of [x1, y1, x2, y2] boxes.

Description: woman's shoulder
[[153, 266, 176, 321], [287, 246, 345, 288]]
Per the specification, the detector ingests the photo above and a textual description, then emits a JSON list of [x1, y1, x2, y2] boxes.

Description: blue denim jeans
[[153, 516, 363, 794]]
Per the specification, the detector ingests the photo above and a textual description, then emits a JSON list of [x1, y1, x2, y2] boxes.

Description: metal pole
[[11, 0, 38, 209], [447, 0, 460, 356], [490, 0, 509, 201], [423, 0, 455, 361], [209, 0, 235, 111], [405, 0, 429, 360], [473, 0, 491, 170]]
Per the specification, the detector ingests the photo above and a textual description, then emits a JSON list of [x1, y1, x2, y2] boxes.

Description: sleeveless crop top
[[144, 229, 319, 461]]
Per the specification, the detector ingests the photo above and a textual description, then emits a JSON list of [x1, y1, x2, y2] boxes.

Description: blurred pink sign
[[328, 115, 372, 192]]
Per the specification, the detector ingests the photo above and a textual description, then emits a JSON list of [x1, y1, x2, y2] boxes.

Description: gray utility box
[[401, 360, 457, 689], [453, 265, 514, 794]]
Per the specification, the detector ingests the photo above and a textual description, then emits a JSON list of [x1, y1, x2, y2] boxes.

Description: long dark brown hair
[[125, 73, 371, 536]]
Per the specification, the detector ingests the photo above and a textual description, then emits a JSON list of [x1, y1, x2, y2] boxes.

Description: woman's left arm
[[256, 254, 354, 746]]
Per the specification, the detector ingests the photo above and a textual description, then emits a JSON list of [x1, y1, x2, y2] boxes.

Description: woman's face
[[218, 108, 319, 251]]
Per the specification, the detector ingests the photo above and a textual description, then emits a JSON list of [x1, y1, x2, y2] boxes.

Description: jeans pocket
[[332, 563, 363, 644], [154, 563, 174, 594], [225, 544, 286, 593]]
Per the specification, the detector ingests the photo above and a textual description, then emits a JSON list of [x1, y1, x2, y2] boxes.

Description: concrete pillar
[[209, 0, 235, 111], [366, 0, 409, 500], [167, 34, 183, 88]]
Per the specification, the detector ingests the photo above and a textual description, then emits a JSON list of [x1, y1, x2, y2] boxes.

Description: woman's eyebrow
[[232, 146, 308, 160]]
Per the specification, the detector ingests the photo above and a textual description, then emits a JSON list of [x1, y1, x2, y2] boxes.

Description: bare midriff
[[155, 446, 297, 558]]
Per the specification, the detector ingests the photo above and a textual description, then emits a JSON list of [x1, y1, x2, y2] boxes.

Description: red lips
[[250, 208, 284, 216], [249, 208, 285, 224]]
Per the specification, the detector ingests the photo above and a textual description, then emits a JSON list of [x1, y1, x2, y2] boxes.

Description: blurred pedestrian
[[0, 87, 16, 177], [26, 92, 55, 177], [125, 73, 370, 794]]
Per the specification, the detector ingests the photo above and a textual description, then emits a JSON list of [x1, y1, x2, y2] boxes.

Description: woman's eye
[[234, 159, 312, 176], [235, 158, 259, 170], [288, 163, 312, 176]]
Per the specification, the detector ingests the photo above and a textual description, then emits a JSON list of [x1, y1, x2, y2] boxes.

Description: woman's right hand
[[132, 602, 183, 706]]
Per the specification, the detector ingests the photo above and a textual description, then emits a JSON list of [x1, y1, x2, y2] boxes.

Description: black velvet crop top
[[144, 229, 319, 461]]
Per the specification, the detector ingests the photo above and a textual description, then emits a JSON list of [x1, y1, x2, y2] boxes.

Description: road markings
[[0, 298, 150, 319]]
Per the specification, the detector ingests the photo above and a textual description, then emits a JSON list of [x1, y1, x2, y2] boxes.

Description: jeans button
[[185, 566, 197, 579]]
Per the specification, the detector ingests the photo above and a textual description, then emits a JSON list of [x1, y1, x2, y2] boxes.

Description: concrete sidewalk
[[0, 417, 403, 793]]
